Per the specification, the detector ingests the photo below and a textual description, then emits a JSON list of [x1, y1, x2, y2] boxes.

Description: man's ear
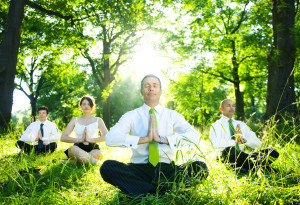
[[219, 106, 223, 112], [140, 89, 143, 96]]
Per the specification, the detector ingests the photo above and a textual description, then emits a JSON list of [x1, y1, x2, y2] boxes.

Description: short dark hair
[[38, 106, 49, 114], [79, 95, 96, 110], [141, 74, 162, 89]]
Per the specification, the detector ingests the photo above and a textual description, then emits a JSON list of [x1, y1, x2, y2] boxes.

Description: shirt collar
[[38, 120, 48, 125], [221, 114, 235, 122], [142, 103, 163, 115]]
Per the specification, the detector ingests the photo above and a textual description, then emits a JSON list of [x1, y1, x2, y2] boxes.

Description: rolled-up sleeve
[[106, 112, 140, 149], [167, 111, 200, 149]]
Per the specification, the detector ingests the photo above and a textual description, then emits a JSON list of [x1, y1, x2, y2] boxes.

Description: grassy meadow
[[0, 121, 299, 205]]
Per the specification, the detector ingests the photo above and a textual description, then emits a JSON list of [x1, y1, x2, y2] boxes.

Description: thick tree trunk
[[234, 82, 244, 121], [265, 0, 298, 120], [0, 0, 26, 130], [231, 40, 245, 120]]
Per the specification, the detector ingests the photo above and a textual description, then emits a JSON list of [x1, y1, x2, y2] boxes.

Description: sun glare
[[122, 39, 169, 87]]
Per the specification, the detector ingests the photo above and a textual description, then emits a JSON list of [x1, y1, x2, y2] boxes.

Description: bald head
[[220, 99, 235, 118], [220, 99, 232, 108]]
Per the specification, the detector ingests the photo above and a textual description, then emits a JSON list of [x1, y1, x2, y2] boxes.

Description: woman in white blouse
[[61, 95, 108, 165]]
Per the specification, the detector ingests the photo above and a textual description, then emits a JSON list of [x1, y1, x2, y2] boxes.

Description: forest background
[[0, 0, 299, 204], [0, 0, 299, 130]]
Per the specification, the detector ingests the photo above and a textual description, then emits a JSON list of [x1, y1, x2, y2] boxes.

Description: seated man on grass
[[209, 99, 279, 172], [16, 106, 60, 154], [100, 74, 208, 198]]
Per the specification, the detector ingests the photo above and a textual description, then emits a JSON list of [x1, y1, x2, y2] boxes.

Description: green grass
[[0, 124, 299, 205]]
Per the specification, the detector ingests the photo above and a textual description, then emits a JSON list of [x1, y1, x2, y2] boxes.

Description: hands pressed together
[[35, 130, 43, 141], [77, 127, 93, 143], [138, 114, 165, 145], [234, 124, 245, 144], [146, 115, 161, 143]]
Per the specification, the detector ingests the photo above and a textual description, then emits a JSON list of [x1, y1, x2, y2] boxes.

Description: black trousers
[[16, 140, 57, 154], [100, 160, 208, 197], [221, 146, 279, 170]]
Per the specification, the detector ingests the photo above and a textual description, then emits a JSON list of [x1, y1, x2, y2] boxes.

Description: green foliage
[[166, 67, 227, 126], [160, 0, 273, 120], [37, 63, 87, 130], [110, 76, 144, 126]]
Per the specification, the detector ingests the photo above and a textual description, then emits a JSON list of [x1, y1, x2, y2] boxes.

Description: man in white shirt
[[100, 74, 208, 197], [16, 106, 60, 154], [209, 99, 279, 172]]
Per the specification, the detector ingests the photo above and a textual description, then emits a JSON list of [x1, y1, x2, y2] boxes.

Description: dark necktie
[[228, 119, 240, 152], [38, 123, 44, 149], [148, 108, 159, 166]]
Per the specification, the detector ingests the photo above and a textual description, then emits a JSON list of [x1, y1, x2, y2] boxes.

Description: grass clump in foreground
[[0, 121, 299, 204]]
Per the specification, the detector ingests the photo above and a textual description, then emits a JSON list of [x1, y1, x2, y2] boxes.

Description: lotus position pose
[[100, 74, 208, 197], [16, 106, 60, 154], [61, 95, 108, 165], [209, 99, 279, 172]]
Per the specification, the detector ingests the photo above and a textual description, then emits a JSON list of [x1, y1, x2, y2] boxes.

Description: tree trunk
[[103, 95, 111, 128], [102, 39, 112, 128], [0, 0, 26, 130], [30, 96, 37, 122], [234, 82, 244, 121], [231, 40, 245, 120], [265, 0, 298, 120]]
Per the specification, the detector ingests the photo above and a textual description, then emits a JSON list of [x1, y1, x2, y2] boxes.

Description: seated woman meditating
[[61, 95, 108, 165]]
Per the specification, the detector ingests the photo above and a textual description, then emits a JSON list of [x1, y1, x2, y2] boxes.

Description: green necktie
[[38, 123, 44, 149], [149, 108, 159, 166], [228, 119, 240, 152]]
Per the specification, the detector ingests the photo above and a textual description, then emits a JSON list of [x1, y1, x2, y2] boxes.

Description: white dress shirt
[[20, 120, 60, 145], [209, 115, 261, 154], [106, 104, 200, 164]]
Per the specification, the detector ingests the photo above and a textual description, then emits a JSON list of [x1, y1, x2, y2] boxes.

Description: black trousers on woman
[[100, 160, 208, 197], [16, 140, 57, 154], [221, 147, 279, 171]]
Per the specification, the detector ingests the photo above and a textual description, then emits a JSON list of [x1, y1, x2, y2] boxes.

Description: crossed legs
[[16, 141, 57, 154], [67, 145, 103, 165], [100, 160, 209, 197], [221, 146, 279, 170]]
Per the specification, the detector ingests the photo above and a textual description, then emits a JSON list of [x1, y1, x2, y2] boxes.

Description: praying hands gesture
[[35, 130, 43, 141], [234, 124, 245, 144], [138, 114, 161, 144]]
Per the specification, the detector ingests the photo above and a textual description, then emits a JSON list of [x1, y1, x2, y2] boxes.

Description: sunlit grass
[[0, 122, 299, 204]]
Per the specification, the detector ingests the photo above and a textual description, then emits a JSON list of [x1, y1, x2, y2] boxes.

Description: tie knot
[[228, 119, 232, 123], [40, 123, 44, 127], [149, 108, 155, 114]]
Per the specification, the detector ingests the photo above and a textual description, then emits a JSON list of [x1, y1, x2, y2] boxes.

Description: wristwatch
[[159, 136, 166, 144]]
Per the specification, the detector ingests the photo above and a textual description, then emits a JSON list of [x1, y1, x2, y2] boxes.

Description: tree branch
[[25, 0, 87, 26], [240, 74, 265, 82], [202, 70, 236, 83], [34, 74, 45, 101], [26, 0, 72, 20], [238, 55, 256, 64], [82, 50, 104, 87], [231, 2, 249, 34], [17, 83, 30, 99]]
